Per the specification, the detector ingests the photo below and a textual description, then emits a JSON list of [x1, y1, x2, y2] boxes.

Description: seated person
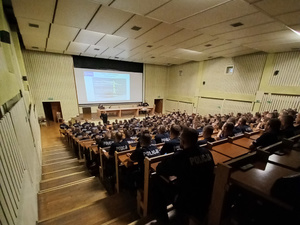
[[235, 117, 253, 133], [125, 132, 160, 188], [155, 125, 170, 143], [109, 132, 129, 157], [160, 125, 182, 155], [198, 125, 215, 145], [124, 130, 136, 145], [216, 122, 235, 140], [294, 113, 300, 134], [280, 115, 295, 138], [250, 118, 281, 150], [154, 127, 215, 223], [59, 119, 69, 129], [98, 132, 114, 148]]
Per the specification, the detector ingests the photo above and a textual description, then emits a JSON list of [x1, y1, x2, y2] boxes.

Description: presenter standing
[[100, 110, 108, 125]]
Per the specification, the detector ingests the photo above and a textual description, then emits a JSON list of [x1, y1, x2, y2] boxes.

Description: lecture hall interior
[[1, 0, 300, 224]]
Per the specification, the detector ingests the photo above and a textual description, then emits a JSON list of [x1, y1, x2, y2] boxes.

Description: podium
[[82, 107, 91, 119]]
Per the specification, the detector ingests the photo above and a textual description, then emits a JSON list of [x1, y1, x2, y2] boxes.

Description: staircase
[[38, 132, 138, 225]]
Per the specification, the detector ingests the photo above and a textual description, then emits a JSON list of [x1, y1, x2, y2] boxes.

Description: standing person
[[100, 110, 108, 125], [154, 127, 215, 224]]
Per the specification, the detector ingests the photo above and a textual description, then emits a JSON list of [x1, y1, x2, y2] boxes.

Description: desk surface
[[80, 140, 95, 148], [230, 162, 298, 208], [211, 150, 231, 165], [232, 137, 253, 149], [90, 145, 98, 154], [213, 143, 249, 158], [249, 133, 261, 140], [269, 150, 300, 170]]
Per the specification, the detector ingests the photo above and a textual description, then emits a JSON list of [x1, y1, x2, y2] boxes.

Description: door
[[42, 101, 62, 122], [154, 99, 163, 114]]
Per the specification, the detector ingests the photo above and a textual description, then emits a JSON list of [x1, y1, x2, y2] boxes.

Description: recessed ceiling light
[[32, 46, 39, 49], [231, 22, 244, 27], [94, 48, 100, 51], [147, 45, 153, 48], [115, 57, 119, 59], [29, 23, 39, 28], [131, 26, 142, 31], [208, 56, 213, 59], [205, 44, 212, 47], [151, 56, 155, 58]]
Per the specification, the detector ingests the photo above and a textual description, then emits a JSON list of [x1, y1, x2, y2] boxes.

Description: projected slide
[[84, 72, 130, 102], [74, 68, 143, 104]]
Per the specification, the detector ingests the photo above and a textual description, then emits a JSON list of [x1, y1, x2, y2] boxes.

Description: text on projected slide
[[84, 71, 130, 102]]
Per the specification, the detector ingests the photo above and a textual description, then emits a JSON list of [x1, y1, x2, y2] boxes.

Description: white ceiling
[[11, 0, 300, 66]]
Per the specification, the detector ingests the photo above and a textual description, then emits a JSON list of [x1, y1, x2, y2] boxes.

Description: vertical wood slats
[[260, 94, 300, 112], [165, 100, 193, 114], [269, 52, 300, 87], [0, 112, 25, 225]]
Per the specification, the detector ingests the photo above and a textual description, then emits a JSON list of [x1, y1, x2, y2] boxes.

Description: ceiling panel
[[100, 47, 124, 57], [175, 0, 257, 30], [22, 34, 47, 50], [234, 29, 300, 45], [276, 11, 300, 26], [245, 41, 300, 53], [147, 0, 229, 24], [67, 42, 90, 53], [88, 0, 114, 5], [115, 50, 139, 59], [45, 49, 64, 54], [221, 48, 258, 57], [155, 29, 201, 46], [47, 38, 70, 52], [115, 38, 145, 50], [85, 45, 108, 55], [49, 24, 80, 41], [199, 12, 274, 36], [162, 48, 204, 61], [96, 34, 127, 47], [254, 0, 300, 16], [80, 53, 97, 57], [11, 0, 55, 22], [146, 45, 177, 55], [110, 0, 170, 16], [217, 22, 287, 40], [95, 55, 110, 59], [136, 23, 182, 43], [189, 38, 231, 52], [174, 34, 216, 49], [17, 17, 50, 37], [114, 15, 160, 39], [129, 42, 161, 55], [201, 42, 241, 54], [74, 30, 105, 45], [54, 0, 100, 28], [87, 5, 133, 34]]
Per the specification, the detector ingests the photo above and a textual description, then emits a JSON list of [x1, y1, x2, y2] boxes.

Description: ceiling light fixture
[[231, 22, 244, 27], [131, 26, 142, 31], [94, 48, 100, 51], [29, 23, 39, 28], [205, 44, 212, 47], [32, 46, 39, 49], [287, 27, 300, 36], [147, 45, 153, 48]]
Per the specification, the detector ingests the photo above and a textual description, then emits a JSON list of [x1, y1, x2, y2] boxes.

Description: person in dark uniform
[[197, 125, 215, 145], [154, 127, 215, 224], [109, 132, 129, 157], [160, 125, 182, 155], [125, 132, 160, 189], [100, 110, 108, 125], [155, 125, 170, 144], [235, 117, 253, 133], [280, 115, 295, 138], [250, 118, 281, 150]]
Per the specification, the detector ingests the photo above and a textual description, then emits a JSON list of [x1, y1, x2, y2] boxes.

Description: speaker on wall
[[0, 30, 11, 44]]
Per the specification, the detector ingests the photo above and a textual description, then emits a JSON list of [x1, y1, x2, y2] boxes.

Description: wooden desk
[[249, 133, 261, 140], [232, 137, 253, 149], [230, 162, 297, 209], [97, 107, 154, 118], [212, 143, 250, 158], [268, 150, 300, 171], [211, 150, 231, 165]]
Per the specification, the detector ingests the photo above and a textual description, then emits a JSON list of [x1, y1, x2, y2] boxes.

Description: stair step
[[43, 148, 71, 155], [43, 145, 69, 151], [43, 151, 73, 161], [38, 177, 108, 221], [42, 166, 86, 180], [38, 192, 136, 225], [43, 155, 75, 164], [42, 159, 79, 173], [40, 171, 91, 190]]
